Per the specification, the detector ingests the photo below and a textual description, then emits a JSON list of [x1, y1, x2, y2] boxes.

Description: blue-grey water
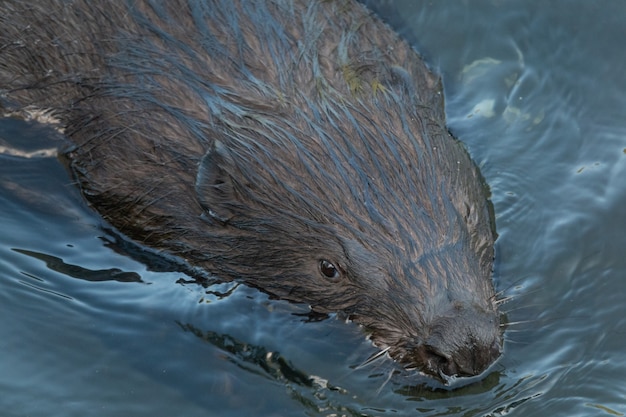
[[2, 1, 625, 416]]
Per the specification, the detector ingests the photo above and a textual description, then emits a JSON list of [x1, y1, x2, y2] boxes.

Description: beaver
[[0, 0, 502, 381]]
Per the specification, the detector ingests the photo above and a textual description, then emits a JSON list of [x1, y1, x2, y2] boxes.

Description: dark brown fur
[[0, 0, 501, 380]]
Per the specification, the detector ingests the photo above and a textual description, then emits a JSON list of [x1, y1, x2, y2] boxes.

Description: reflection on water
[[2, 1, 626, 416], [13, 248, 143, 282]]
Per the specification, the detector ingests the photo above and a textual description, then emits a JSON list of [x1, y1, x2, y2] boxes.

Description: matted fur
[[0, 0, 501, 380]]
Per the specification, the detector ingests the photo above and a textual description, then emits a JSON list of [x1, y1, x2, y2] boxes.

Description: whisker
[[495, 295, 515, 305], [501, 319, 534, 327], [503, 328, 533, 334], [355, 346, 390, 370], [375, 368, 396, 395], [503, 303, 547, 314], [492, 276, 542, 303]]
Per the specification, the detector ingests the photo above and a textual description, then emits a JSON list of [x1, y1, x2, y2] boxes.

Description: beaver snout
[[416, 336, 502, 379], [407, 303, 502, 379]]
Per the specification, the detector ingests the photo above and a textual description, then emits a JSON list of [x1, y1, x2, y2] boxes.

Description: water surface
[[2, 1, 626, 416]]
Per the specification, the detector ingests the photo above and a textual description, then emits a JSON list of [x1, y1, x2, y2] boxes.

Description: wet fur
[[0, 0, 501, 379]]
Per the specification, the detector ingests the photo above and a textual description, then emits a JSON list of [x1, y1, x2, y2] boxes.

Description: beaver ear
[[195, 140, 236, 223]]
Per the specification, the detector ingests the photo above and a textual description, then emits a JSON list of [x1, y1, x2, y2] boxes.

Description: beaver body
[[0, 0, 501, 380]]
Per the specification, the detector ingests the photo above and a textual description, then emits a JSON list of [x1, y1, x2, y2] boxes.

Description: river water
[[1, 1, 625, 416]]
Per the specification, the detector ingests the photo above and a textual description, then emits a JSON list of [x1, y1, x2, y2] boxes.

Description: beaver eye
[[319, 259, 340, 280]]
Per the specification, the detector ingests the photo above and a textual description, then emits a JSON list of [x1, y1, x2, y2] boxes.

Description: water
[[2, 1, 626, 416]]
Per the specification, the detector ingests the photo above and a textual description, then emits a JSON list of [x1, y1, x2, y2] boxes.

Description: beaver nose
[[415, 343, 458, 377], [411, 304, 502, 379], [416, 338, 501, 378]]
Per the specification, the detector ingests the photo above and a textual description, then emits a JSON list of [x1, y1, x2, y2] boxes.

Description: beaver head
[[192, 84, 502, 380]]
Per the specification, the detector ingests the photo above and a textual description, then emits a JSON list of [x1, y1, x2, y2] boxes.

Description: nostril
[[419, 344, 458, 377]]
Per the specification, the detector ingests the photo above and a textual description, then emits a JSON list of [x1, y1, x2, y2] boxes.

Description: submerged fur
[[0, 0, 501, 380]]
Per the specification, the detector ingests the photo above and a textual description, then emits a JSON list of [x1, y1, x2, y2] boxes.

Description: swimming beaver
[[0, 0, 502, 381]]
